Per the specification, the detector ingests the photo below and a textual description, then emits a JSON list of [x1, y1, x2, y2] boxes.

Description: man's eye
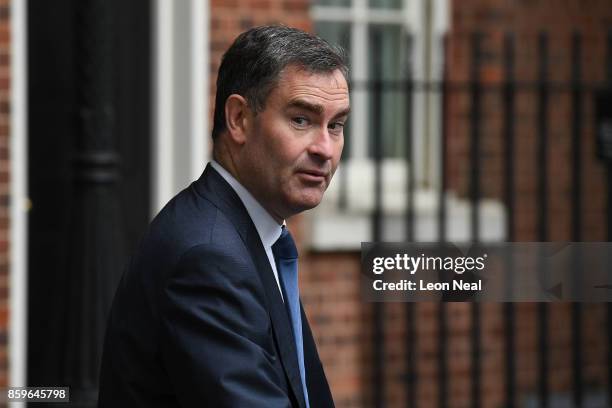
[[329, 122, 345, 132], [291, 117, 310, 127]]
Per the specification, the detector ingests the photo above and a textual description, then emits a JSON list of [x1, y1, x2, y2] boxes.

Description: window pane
[[314, 0, 351, 6], [368, 0, 402, 9], [315, 21, 352, 161], [368, 24, 412, 158]]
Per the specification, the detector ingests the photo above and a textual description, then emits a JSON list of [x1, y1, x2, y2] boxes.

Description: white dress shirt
[[210, 160, 284, 299]]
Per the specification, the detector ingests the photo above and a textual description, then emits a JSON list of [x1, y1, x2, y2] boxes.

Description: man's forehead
[[277, 66, 348, 92], [274, 67, 350, 109]]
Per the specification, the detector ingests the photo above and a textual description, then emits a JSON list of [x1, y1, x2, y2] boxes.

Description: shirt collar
[[210, 160, 283, 248]]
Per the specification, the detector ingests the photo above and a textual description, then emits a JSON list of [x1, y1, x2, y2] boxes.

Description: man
[[98, 25, 350, 407]]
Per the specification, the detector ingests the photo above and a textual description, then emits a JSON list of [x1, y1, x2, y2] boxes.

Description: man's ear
[[225, 94, 251, 145]]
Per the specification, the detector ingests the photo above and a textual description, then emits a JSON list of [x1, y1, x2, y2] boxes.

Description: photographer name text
[[373, 279, 482, 291]]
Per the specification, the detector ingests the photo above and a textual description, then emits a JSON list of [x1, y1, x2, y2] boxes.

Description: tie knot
[[272, 227, 298, 260]]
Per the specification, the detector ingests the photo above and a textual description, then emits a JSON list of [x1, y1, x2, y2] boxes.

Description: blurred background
[[1, 0, 611, 407]]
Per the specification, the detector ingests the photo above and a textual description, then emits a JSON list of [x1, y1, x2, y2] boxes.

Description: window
[[308, 1, 506, 248], [312, 0, 449, 183]]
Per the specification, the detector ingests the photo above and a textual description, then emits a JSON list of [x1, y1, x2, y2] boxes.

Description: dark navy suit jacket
[[98, 165, 334, 407]]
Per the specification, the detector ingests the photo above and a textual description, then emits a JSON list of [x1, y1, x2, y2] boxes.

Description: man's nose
[[308, 127, 334, 160]]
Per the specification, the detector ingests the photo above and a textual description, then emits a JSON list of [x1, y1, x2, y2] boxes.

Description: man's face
[[237, 66, 350, 222]]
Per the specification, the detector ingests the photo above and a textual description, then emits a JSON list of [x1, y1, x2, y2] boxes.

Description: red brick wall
[[341, 1, 612, 407], [447, 0, 612, 241], [299, 250, 364, 407], [0, 0, 9, 389], [440, 2, 612, 403]]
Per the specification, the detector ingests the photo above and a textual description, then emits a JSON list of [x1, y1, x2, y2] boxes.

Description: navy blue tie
[[272, 227, 310, 407]]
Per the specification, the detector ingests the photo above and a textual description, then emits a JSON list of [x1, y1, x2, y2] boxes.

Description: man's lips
[[296, 169, 328, 182]]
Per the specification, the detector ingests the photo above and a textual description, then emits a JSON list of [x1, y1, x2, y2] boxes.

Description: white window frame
[[152, 0, 210, 215], [10, 0, 28, 394], [309, 0, 506, 248], [311, 0, 449, 187]]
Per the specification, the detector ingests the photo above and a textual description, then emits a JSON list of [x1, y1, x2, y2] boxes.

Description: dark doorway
[[26, 0, 151, 391]]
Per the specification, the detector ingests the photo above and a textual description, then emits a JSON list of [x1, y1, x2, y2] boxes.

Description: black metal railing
[[353, 29, 612, 407]]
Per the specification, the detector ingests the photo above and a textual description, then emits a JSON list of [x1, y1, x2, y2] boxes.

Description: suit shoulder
[[139, 168, 259, 268], [143, 184, 246, 259]]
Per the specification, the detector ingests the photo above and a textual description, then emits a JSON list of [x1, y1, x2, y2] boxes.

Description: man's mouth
[[296, 169, 328, 183]]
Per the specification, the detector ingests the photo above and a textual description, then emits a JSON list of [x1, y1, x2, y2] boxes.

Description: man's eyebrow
[[287, 99, 351, 119], [332, 107, 351, 120], [287, 99, 324, 114]]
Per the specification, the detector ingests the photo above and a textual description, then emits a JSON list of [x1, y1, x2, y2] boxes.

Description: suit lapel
[[247, 233, 307, 408], [301, 304, 335, 407], [195, 165, 307, 408]]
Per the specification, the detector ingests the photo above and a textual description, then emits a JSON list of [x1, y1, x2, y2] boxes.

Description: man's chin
[[286, 193, 324, 214]]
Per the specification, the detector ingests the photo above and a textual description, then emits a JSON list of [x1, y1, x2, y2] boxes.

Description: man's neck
[[210, 160, 284, 227], [213, 146, 285, 224]]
